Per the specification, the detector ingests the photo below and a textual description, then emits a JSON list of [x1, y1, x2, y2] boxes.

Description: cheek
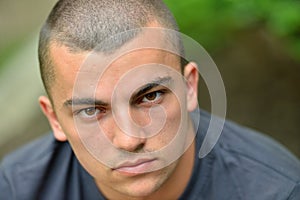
[[55, 113, 97, 163], [165, 94, 182, 127], [150, 97, 182, 147], [59, 118, 112, 179], [58, 115, 80, 144]]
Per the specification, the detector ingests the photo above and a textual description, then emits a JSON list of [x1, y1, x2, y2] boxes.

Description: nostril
[[134, 143, 145, 153]]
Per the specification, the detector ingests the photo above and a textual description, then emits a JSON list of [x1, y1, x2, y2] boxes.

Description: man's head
[[38, 0, 199, 199], [38, 0, 182, 97]]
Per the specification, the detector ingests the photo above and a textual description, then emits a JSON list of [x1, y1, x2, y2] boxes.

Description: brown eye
[[145, 92, 158, 101], [85, 108, 98, 116], [141, 91, 163, 103]]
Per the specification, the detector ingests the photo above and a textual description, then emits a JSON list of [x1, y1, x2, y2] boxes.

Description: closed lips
[[113, 158, 157, 174]]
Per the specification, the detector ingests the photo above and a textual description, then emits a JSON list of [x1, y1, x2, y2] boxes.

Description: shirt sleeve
[[288, 182, 300, 200], [0, 164, 14, 200]]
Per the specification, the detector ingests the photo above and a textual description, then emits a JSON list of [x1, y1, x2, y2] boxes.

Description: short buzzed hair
[[38, 0, 181, 97]]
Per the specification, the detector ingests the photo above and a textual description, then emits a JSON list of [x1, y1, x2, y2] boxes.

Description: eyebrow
[[134, 76, 172, 98], [63, 98, 108, 107], [63, 76, 172, 107]]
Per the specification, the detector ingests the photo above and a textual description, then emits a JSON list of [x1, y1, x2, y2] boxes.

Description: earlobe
[[184, 62, 199, 112], [39, 96, 67, 142]]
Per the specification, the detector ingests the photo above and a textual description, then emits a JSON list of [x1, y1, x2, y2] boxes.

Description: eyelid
[[133, 77, 173, 100], [74, 106, 107, 120], [135, 89, 168, 105], [142, 91, 163, 102], [135, 84, 167, 97]]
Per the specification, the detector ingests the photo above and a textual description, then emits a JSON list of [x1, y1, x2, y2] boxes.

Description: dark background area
[[0, 0, 299, 159]]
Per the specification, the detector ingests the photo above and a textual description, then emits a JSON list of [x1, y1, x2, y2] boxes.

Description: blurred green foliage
[[0, 38, 26, 72], [164, 0, 300, 59], [1, 0, 299, 71]]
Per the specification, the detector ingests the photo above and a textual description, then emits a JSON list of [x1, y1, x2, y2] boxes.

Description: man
[[1, 0, 299, 199]]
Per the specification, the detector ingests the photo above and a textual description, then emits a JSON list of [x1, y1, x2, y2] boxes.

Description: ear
[[39, 96, 67, 142], [183, 62, 199, 112]]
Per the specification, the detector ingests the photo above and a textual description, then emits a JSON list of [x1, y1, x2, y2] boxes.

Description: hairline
[[39, 1, 185, 100]]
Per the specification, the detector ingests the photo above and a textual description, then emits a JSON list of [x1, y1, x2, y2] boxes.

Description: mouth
[[113, 158, 157, 176]]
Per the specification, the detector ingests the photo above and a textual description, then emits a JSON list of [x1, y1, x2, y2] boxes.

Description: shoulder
[[1, 134, 57, 167], [214, 116, 300, 199], [0, 133, 69, 174], [193, 110, 300, 199], [219, 119, 300, 181], [0, 134, 72, 199]]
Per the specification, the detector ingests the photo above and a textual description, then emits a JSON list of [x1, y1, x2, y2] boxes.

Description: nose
[[110, 107, 150, 152], [112, 123, 146, 152]]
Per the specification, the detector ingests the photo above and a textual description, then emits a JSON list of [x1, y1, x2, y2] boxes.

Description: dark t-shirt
[[1, 110, 300, 199]]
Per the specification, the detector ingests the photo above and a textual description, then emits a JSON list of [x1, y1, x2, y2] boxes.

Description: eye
[[76, 107, 106, 120], [141, 91, 163, 103]]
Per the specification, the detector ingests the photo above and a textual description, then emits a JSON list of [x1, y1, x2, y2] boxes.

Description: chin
[[118, 163, 177, 198], [120, 178, 164, 198]]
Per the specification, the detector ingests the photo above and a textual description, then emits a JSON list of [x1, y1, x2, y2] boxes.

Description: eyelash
[[137, 90, 167, 106], [75, 107, 106, 120]]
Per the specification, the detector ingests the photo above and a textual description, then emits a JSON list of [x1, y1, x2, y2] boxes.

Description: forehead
[[49, 43, 181, 79], [48, 42, 181, 106]]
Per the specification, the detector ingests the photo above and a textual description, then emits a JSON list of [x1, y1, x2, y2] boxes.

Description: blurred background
[[0, 0, 299, 159]]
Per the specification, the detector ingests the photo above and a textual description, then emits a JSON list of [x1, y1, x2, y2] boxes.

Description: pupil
[[86, 108, 96, 115], [146, 92, 156, 100]]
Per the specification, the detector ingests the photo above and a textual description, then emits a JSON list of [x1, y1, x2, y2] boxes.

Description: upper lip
[[113, 158, 156, 170]]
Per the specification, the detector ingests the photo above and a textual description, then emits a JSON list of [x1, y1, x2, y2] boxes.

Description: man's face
[[40, 33, 199, 198]]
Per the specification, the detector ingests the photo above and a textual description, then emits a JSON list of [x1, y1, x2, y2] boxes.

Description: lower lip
[[114, 160, 157, 176]]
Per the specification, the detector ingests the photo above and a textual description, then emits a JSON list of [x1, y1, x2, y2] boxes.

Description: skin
[[39, 30, 199, 199]]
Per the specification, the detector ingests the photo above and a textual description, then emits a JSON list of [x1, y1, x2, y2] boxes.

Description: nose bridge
[[111, 116, 146, 152]]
